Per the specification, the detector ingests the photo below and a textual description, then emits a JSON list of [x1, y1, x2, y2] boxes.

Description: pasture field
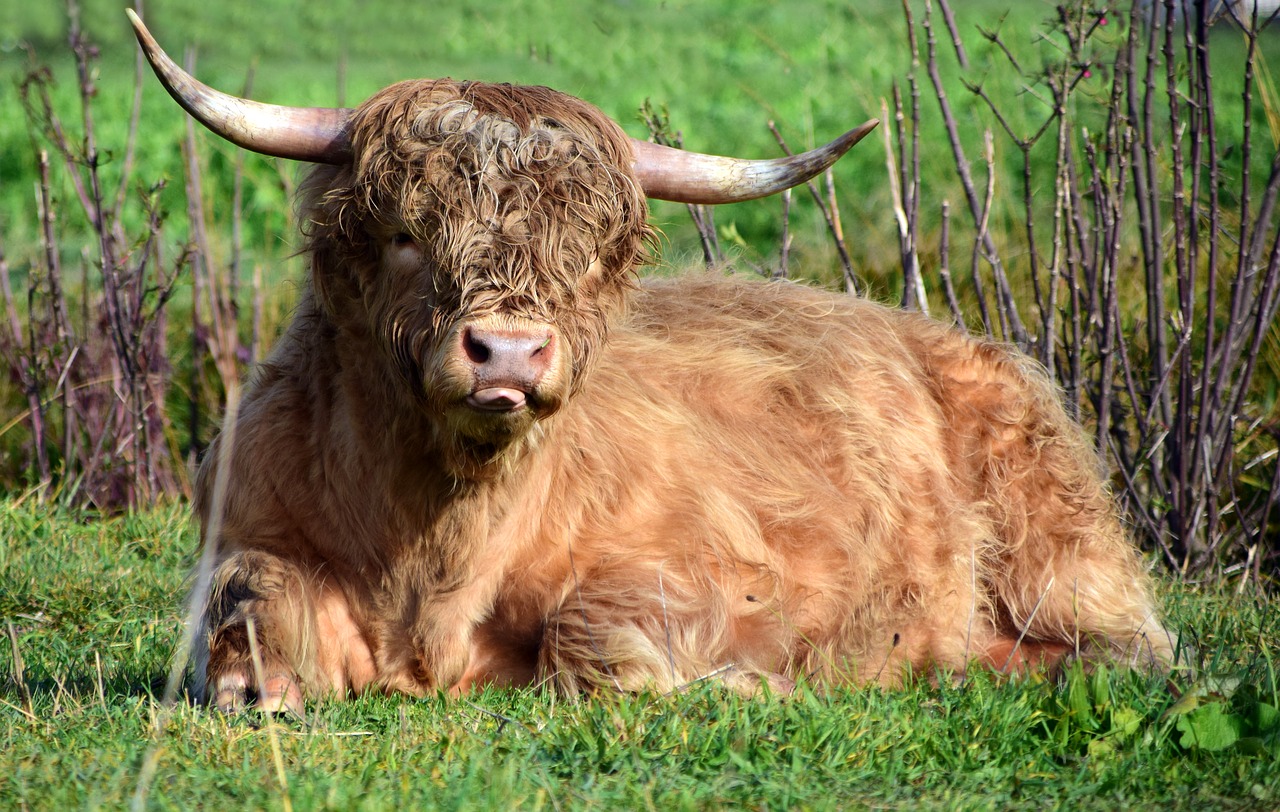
[[0, 501, 1278, 809]]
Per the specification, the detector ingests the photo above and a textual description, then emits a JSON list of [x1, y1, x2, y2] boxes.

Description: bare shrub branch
[[878, 0, 1280, 578]]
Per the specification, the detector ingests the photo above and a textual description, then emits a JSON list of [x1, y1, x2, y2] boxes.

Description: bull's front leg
[[192, 548, 375, 714], [377, 585, 494, 697], [374, 554, 521, 697]]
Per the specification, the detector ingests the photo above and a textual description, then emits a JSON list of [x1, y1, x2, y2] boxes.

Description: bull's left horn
[[630, 120, 878, 205], [127, 9, 353, 164]]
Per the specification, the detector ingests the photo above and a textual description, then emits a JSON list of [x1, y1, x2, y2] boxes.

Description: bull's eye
[[391, 232, 416, 247]]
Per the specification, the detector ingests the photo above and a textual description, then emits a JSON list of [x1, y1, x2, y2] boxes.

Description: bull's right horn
[[127, 9, 353, 164], [630, 119, 878, 205]]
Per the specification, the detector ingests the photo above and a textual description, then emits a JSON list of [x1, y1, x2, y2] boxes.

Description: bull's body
[[197, 274, 1169, 704], [123, 13, 1171, 711]]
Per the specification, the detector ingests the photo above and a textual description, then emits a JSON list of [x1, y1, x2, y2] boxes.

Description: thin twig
[[1000, 577, 1055, 674]]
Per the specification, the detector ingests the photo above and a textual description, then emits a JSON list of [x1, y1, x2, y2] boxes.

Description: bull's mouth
[[450, 384, 545, 449], [465, 386, 530, 413]]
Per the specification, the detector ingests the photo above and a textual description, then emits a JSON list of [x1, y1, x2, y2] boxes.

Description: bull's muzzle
[[459, 322, 557, 413]]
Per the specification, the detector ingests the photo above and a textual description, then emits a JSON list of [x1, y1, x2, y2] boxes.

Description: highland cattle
[[129, 11, 1173, 714]]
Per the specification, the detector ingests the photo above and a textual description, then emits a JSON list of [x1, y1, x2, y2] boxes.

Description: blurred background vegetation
[[0, 0, 914, 271]]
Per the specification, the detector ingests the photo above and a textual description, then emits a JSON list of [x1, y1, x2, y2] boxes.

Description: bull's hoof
[[258, 673, 305, 717], [209, 671, 304, 718], [212, 673, 248, 713]]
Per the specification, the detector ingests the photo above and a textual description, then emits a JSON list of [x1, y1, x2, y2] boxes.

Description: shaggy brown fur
[[191, 79, 1173, 711]]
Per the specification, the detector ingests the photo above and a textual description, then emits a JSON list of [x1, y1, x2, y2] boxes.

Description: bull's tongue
[[466, 387, 528, 412]]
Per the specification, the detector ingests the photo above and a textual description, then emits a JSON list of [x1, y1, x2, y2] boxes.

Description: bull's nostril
[[459, 323, 557, 387], [462, 328, 491, 364]]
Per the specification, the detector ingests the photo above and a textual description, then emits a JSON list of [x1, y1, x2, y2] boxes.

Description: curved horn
[[630, 120, 878, 204], [126, 9, 353, 164]]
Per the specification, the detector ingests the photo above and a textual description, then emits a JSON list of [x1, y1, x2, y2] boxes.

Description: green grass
[[1, 499, 1277, 810]]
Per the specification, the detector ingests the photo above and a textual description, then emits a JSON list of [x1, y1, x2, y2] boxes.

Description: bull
[[129, 11, 1173, 714]]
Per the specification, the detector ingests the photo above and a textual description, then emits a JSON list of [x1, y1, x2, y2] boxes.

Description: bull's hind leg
[[193, 549, 375, 713], [987, 501, 1174, 673], [944, 345, 1175, 672], [537, 558, 793, 695]]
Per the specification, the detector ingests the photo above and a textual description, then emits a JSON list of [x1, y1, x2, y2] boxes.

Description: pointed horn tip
[[121, 8, 354, 164], [125, 8, 148, 42], [125, 9, 164, 64], [837, 119, 880, 149]]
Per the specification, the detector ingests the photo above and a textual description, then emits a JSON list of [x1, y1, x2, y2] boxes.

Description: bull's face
[[305, 82, 652, 449]]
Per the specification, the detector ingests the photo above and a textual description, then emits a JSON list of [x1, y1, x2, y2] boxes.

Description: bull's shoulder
[[194, 299, 395, 545]]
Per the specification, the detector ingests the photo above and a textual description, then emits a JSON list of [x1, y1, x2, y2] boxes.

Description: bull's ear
[[307, 237, 366, 321], [297, 163, 369, 319]]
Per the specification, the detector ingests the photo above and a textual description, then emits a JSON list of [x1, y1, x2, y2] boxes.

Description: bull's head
[[296, 78, 655, 453], [128, 11, 876, 463]]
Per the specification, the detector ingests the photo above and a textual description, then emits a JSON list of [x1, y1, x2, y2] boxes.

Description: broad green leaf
[[1109, 707, 1143, 740], [1249, 702, 1279, 734], [1176, 702, 1242, 751]]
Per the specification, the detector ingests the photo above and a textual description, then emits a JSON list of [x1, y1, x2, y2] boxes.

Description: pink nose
[[459, 324, 556, 411]]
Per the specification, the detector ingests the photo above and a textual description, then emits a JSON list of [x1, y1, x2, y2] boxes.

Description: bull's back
[[602, 274, 963, 480], [585, 274, 975, 550]]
